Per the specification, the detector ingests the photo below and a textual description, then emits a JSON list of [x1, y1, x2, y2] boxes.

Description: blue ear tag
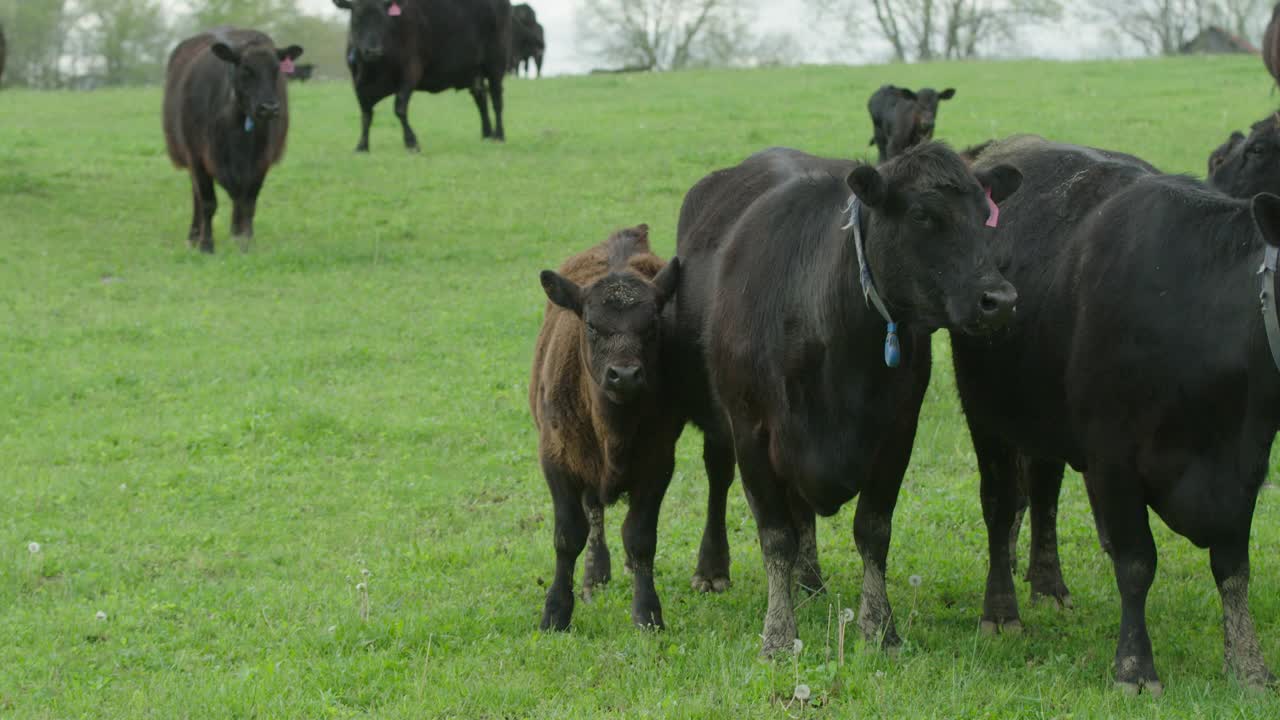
[[883, 322, 901, 368], [244, 115, 254, 133]]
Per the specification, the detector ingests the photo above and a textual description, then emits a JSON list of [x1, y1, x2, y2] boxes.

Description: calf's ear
[[277, 45, 304, 61], [333, 0, 354, 9], [974, 164, 1022, 205], [211, 42, 240, 64], [541, 270, 584, 315], [651, 257, 681, 310], [1250, 193, 1280, 248], [847, 165, 890, 209], [939, 88, 956, 100]]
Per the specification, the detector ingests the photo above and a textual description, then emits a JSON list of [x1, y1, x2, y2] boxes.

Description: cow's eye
[[908, 206, 930, 225], [1248, 144, 1266, 156]]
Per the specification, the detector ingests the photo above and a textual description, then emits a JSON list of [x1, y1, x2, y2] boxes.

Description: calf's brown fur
[[530, 225, 682, 631]]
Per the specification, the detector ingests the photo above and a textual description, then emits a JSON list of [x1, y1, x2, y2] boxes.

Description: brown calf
[[530, 225, 682, 631]]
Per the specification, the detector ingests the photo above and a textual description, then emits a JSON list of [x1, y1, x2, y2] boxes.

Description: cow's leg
[[356, 98, 375, 153], [230, 176, 263, 253], [1211, 534, 1274, 689], [973, 431, 1022, 634], [488, 73, 505, 141], [1090, 472, 1161, 695], [469, 78, 493, 139], [1025, 457, 1072, 608], [854, 463, 906, 650], [581, 491, 611, 599], [192, 165, 217, 253], [187, 173, 204, 249], [692, 434, 733, 593], [793, 497, 824, 595], [539, 461, 588, 631], [393, 89, 419, 152], [734, 427, 799, 656], [623, 458, 674, 629]]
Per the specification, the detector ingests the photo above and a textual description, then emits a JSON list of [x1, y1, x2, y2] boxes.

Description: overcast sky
[[298, 0, 1157, 75]]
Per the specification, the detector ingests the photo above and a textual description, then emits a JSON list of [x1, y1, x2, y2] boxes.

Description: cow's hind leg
[[973, 431, 1023, 635], [187, 173, 204, 249], [539, 461, 588, 631], [393, 89, 419, 152], [1211, 535, 1275, 689], [692, 434, 733, 593], [623, 457, 674, 629], [1090, 470, 1161, 695], [487, 71, 505, 141], [192, 165, 217, 253], [469, 77, 493, 139], [581, 491, 611, 599], [1024, 457, 1072, 609]]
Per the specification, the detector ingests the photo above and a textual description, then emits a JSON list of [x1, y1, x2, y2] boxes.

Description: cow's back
[[396, 0, 511, 92]]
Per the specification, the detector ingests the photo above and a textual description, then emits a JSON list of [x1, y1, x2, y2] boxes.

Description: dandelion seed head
[[361, 568, 370, 578], [908, 574, 923, 587], [27, 542, 40, 554], [793, 684, 811, 702], [356, 582, 367, 592], [95, 610, 107, 621], [792, 638, 803, 654], [840, 608, 855, 623]]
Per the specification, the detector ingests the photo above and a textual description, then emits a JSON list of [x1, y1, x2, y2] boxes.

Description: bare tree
[[810, 0, 1061, 63], [1082, 0, 1270, 56], [575, 0, 764, 71], [74, 0, 171, 86]]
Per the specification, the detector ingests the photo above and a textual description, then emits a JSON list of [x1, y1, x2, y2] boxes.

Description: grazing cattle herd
[[56, 0, 1273, 697]]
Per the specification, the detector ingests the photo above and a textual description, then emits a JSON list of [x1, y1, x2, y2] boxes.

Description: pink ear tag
[[388, 2, 402, 16], [985, 188, 1000, 228], [280, 57, 295, 74]]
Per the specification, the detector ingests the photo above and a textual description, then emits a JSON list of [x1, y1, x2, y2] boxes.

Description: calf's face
[[897, 87, 955, 137], [849, 150, 1021, 335], [1210, 116, 1280, 198], [334, 0, 401, 61], [540, 259, 680, 405], [211, 42, 303, 121]]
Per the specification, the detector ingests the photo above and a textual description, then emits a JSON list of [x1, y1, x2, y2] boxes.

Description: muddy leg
[[1091, 472, 1161, 695], [581, 491, 611, 598], [853, 478, 902, 649], [793, 497, 824, 595], [735, 428, 798, 656], [1025, 457, 1072, 608], [539, 462, 588, 631], [974, 431, 1022, 635], [692, 435, 733, 593], [1211, 537, 1275, 689], [469, 78, 493, 139]]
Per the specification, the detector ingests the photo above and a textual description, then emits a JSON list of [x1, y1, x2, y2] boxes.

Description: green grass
[[2, 54, 1280, 718]]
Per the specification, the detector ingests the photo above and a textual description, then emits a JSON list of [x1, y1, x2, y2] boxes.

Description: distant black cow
[[867, 84, 955, 163], [509, 3, 544, 77], [672, 144, 1021, 655], [286, 63, 315, 82], [333, 0, 511, 152], [163, 28, 303, 252], [957, 134, 1280, 693], [1209, 113, 1280, 197]]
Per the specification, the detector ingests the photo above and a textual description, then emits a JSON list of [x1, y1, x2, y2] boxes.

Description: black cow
[[285, 63, 315, 82], [163, 28, 303, 252], [672, 144, 1021, 655], [509, 3, 544, 77], [867, 84, 955, 163], [1210, 114, 1280, 198], [334, 0, 511, 152], [957, 134, 1280, 693]]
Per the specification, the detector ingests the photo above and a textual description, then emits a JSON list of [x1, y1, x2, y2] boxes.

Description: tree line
[[0, 0, 347, 89]]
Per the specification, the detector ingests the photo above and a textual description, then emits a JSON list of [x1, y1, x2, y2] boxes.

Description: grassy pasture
[[2, 55, 1280, 718]]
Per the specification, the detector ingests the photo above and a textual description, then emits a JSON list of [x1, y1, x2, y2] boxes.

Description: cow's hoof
[[691, 573, 730, 593], [354, 145, 369, 153], [979, 618, 1023, 636], [760, 622, 798, 658], [1116, 679, 1163, 697], [631, 605, 665, 631]]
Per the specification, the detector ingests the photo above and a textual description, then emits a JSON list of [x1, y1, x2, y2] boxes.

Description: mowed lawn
[[2, 55, 1280, 718]]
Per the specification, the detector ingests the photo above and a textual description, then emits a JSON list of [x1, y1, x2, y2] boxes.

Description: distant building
[[1181, 26, 1259, 55]]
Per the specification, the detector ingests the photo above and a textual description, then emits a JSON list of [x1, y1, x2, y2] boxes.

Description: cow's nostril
[[981, 294, 1000, 313]]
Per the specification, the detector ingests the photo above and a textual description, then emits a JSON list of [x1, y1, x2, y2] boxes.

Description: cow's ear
[[651, 257, 680, 310], [333, 0, 354, 9], [541, 270, 584, 315], [896, 88, 917, 101], [277, 45, 304, 61], [211, 42, 240, 64], [974, 164, 1022, 205], [939, 88, 956, 100], [847, 165, 890, 209], [1251, 193, 1280, 248]]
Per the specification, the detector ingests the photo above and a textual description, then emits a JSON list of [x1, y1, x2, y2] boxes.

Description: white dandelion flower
[[840, 608, 855, 624], [793, 638, 804, 654], [908, 575, 923, 587], [95, 610, 108, 621], [361, 568, 370, 578], [793, 684, 811, 702], [356, 582, 367, 592], [27, 542, 40, 554]]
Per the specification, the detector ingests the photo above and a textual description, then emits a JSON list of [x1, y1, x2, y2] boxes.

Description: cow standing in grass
[[672, 144, 1022, 654], [959, 135, 1280, 693], [163, 28, 303, 253], [531, 225, 683, 631], [334, 0, 511, 152], [867, 85, 955, 163], [509, 3, 544, 78]]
